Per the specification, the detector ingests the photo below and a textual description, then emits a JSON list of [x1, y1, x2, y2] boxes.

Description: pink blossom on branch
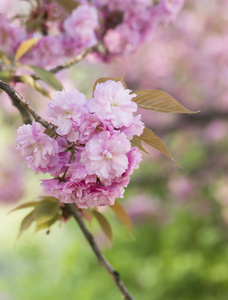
[[20, 36, 64, 68], [61, 4, 98, 57], [80, 131, 131, 180], [17, 80, 144, 208], [88, 80, 137, 128], [46, 89, 87, 141], [16, 122, 59, 174], [0, 14, 26, 56]]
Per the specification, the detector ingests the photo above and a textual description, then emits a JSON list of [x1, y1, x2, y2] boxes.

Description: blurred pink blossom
[[126, 194, 166, 223], [168, 175, 195, 202]]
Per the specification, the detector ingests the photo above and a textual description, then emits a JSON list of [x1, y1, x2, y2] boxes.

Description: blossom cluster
[[16, 80, 144, 208], [0, 0, 185, 68], [0, 14, 26, 57]]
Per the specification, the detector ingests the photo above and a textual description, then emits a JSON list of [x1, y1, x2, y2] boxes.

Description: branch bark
[[49, 46, 96, 74], [0, 80, 55, 131], [64, 203, 136, 300], [0, 80, 32, 125]]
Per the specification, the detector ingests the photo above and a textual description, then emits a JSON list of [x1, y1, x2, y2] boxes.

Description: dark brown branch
[[0, 80, 55, 131], [0, 81, 32, 125], [64, 203, 135, 300]]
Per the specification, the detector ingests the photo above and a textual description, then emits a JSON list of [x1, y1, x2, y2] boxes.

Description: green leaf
[[92, 211, 113, 245], [29, 65, 63, 91], [133, 90, 200, 113], [131, 135, 149, 154], [110, 201, 133, 237], [20, 74, 51, 98], [12, 197, 60, 240], [0, 51, 11, 66], [15, 38, 39, 61], [17, 211, 34, 239], [92, 75, 127, 96], [33, 198, 60, 227], [0, 71, 11, 82], [139, 127, 181, 167], [56, 0, 80, 12], [35, 214, 60, 233], [9, 201, 38, 214]]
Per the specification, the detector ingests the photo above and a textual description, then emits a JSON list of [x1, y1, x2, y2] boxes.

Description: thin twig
[[64, 203, 136, 300], [0, 80, 55, 131], [14, 45, 98, 83], [49, 46, 96, 74]]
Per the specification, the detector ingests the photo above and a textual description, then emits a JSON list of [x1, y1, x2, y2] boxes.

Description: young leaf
[[139, 127, 181, 167], [30, 66, 63, 91], [35, 214, 60, 233], [92, 210, 113, 245], [9, 201, 38, 213], [20, 74, 51, 99], [33, 199, 60, 227], [133, 90, 200, 113], [0, 51, 11, 66], [92, 75, 127, 96], [0, 71, 11, 82], [131, 135, 149, 154], [17, 211, 34, 239], [56, 0, 80, 12], [110, 201, 133, 236], [15, 38, 39, 61]]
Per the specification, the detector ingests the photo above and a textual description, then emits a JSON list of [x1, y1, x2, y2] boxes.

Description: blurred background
[[1, 0, 228, 299]]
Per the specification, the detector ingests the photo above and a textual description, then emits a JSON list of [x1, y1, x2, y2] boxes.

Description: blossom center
[[103, 149, 112, 160]]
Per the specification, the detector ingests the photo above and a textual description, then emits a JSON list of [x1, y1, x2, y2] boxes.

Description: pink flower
[[62, 5, 98, 55], [77, 182, 122, 208], [46, 89, 87, 141], [41, 178, 65, 200], [47, 137, 71, 177], [16, 122, 59, 174], [41, 146, 142, 209], [81, 131, 131, 180], [78, 113, 114, 143], [152, 0, 185, 24], [0, 14, 26, 56], [68, 151, 97, 184], [20, 36, 64, 68], [88, 80, 137, 128], [104, 26, 141, 55], [64, 5, 98, 37], [120, 115, 144, 139]]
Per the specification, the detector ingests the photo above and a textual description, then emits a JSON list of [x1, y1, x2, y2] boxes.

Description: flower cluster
[[20, 4, 99, 68], [101, 0, 185, 56], [0, 1, 185, 68], [0, 14, 26, 57], [16, 80, 144, 208]]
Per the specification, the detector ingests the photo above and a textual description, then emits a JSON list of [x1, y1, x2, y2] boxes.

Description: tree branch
[[64, 203, 135, 300], [0, 80, 33, 125], [14, 45, 98, 84], [0, 80, 55, 131], [49, 46, 96, 74]]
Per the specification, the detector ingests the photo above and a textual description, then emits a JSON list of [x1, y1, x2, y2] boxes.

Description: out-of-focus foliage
[[1, 0, 228, 299]]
